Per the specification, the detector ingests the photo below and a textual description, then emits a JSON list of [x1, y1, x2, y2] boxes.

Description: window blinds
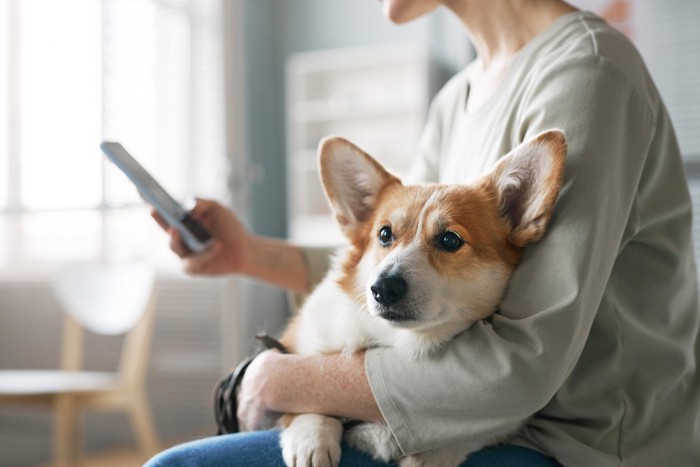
[[0, 0, 228, 268]]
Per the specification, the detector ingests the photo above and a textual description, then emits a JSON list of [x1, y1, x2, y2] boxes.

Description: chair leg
[[54, 395, 80, 467], [129, 391, 160, 459]]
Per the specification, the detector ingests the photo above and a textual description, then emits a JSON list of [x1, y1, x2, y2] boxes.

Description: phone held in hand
[[100, 141, 214, 253]]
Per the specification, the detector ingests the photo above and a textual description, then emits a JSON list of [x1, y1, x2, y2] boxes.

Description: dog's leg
[[280, 413, 342, 467], [344, 421, 403, 462]]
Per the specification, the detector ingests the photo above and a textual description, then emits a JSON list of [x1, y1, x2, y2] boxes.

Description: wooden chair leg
[[129, 391, 160, 459], [54, 395, 80, 467]]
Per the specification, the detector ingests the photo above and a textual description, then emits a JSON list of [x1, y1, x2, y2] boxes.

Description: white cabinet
[[285, 43, 444, 245]]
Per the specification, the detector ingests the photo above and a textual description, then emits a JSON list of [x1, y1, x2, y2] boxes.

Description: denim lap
[[144, 430, 560, 467]]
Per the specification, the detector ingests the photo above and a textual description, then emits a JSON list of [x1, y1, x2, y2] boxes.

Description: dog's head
[[318, 131, 566, 337]]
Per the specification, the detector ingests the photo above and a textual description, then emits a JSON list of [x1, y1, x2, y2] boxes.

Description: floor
[[38, 448, 145, 467], [67, 448, 144, 467], [39, 441, 185, 467]]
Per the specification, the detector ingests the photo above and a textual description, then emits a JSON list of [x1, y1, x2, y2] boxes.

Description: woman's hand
[[236, 349, 383, 431], [152, 198, 310, 291], [236, 349, 284, 432], [151, 198, 252, 276]]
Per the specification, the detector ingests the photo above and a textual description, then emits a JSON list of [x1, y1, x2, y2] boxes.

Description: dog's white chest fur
[[294, 271, 396, 356]]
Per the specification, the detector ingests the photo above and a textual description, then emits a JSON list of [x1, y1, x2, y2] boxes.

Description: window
[[20, 1, 102, 210], [0, 2, 9, 211], [0, 0, 228, 270]]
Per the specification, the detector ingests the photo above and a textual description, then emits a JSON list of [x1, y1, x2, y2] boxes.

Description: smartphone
[[100, 141, 214, 253]]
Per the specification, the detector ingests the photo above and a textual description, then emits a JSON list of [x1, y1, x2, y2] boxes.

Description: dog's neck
[[393, 319, 477, 360]]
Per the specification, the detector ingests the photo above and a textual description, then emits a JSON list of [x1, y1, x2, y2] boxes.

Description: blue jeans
[[145, 430, 561, 466]]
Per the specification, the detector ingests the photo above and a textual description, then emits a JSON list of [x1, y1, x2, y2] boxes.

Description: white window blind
[[0, 0, 228, 270], [690, 178, 700, 271], [19, 0, 102, 210], [0, 2, 8, 210]]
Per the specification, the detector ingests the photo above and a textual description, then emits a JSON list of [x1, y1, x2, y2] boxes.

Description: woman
[[146, 0, 700, 465]]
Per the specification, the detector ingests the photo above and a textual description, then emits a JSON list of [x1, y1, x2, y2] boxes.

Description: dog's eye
[[438, 231, 464, 252], [378, 226, 394, 247]]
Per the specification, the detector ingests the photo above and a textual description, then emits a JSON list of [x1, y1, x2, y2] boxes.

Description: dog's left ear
[[318, 136, 400, 238], [482, 130, 567, 248]]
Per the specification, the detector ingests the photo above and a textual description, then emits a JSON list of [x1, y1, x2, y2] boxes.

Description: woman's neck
[[444, 0, 577, 68]]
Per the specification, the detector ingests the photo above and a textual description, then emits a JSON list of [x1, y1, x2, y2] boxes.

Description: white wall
[[240, 0, 471, 238]]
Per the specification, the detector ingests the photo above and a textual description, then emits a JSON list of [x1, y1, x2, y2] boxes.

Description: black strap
[[213, 334, 289, 435], [255, 334, 289, 354]]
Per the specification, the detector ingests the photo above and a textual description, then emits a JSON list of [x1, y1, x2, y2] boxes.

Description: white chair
[[0, 261, 160, 466]]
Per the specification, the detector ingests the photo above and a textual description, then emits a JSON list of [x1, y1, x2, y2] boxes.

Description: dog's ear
[[482, 130, 567, 248], [318, 136, 400, 238]]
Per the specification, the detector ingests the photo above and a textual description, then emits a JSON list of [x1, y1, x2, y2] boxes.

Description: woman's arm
[[237, 235, 309, 292], [153, 199, 310, 293], [237, 350, 383, 431]]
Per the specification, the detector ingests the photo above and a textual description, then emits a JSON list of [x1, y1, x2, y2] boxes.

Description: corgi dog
[[276, 130, 566, 467]]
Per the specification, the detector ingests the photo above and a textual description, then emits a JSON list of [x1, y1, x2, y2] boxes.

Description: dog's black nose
[[371, 275, 408, 306]]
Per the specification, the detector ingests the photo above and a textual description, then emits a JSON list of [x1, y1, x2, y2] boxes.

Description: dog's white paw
[[344, 422, 402, 462], [399, 446, 470, 467], [280, 414, 342, 467]]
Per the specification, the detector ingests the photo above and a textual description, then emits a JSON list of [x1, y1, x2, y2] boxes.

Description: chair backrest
[[52, 261, 156, 335], [51, 261, 158, 385]]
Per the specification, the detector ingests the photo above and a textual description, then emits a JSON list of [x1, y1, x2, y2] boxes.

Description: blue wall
[[240, 0, 471, 237]]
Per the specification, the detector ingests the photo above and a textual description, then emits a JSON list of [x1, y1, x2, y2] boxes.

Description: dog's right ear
[[318, 136, 400, 238], [481, 130, 567, 248]]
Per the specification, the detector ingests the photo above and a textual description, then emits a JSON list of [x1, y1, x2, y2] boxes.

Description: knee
[[143, 444, 192, 467], [142, 431, 284, 467]]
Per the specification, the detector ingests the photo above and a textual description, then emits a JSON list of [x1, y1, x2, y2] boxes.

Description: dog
[[275, 130, 566, 466]]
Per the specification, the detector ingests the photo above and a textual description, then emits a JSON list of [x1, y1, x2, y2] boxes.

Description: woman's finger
[[168, 228, 192, 258], [184, 241, 222, 274], [190, 198, 215, 219], [151, 209, 170, 231]]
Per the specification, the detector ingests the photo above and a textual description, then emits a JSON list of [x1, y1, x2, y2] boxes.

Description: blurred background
[[0, 0, 697, 465]]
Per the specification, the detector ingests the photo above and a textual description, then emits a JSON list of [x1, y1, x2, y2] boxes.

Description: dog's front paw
[[280, 414, 342, 467], [399, 446, 470, 467]]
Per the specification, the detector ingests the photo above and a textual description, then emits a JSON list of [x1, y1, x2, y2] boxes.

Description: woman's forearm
[[242, 236, 310, 293], [253, 350, 383, 423]]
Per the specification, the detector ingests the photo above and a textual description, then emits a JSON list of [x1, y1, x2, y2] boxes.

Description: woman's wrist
[[239, 235, 309, 292], [234, 230, 259, 276]]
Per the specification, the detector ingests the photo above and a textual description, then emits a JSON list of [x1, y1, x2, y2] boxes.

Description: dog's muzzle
[[371, 274, 407, 306], [371, 274, 417, 322]]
